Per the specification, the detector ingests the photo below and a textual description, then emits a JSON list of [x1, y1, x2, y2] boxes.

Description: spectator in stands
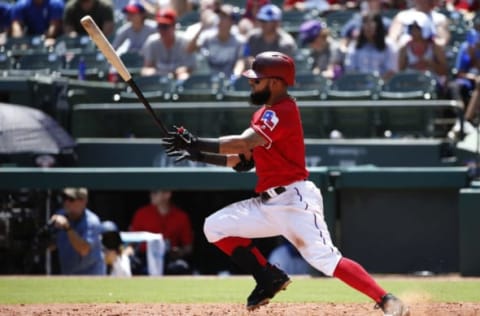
[[340, 0, 392, 44], [10, 0, 64, 47], [344, 13, 397, 80], [0, 2, 12, 46], [397, 11, 447, 79], [186, 4, 244, 78], [112, 0, 157, 54], [388, 0, 450, 48], [445, 0, 479, 14], [459, 28, 480, 125], [141, 7, 196, 80], [184, 0, 220, 41], [63, 0, 114, 38], [283, 0, 330, 13], [49, 188, 105, 275], [242, 4, 297, 70], [169, 0, 194, 18], [236, 0, 269, 38], [101, 220, 132, 277], [242, 0, 270, 23], [299, 20, 343, 79], [129, 189, 193, 275]]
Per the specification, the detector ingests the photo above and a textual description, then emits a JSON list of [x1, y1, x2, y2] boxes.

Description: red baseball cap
[[156, 8, 177, 25], [122, 0, 145, 14]]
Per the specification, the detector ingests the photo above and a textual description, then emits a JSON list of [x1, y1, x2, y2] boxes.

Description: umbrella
[[0, 103, 76, 154]]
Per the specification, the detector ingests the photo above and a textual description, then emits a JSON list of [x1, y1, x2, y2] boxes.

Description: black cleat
[[375, 293, 411, 316], [246, 265, 291, 311]]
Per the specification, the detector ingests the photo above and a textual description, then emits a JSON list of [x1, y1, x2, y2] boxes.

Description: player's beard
[[249, 86, 271, 106]]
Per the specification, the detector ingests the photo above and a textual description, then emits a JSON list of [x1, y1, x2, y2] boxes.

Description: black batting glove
[[161, 125, 198, 153], [232, 153, 255, 172], [166, 148, 204, 163]]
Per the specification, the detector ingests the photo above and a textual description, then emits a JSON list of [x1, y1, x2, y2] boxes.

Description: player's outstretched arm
[[166, 149, 253, 171], [162, 126, 266, 156]]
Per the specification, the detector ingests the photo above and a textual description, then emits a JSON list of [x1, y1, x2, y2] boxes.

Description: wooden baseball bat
[[80, 15, 169, 136]]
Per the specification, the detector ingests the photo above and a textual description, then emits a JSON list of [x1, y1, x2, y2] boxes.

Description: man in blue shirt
[[11, 0, 64, 46], [50, 188, 106, 275]]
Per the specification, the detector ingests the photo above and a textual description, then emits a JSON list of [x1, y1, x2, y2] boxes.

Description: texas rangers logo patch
[[261, 110, 279, 131]]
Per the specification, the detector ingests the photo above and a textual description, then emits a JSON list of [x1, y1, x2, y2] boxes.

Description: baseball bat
[[80, 15, 169, 136]]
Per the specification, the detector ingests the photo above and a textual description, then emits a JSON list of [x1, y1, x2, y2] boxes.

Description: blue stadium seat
[[13, 52, 65, 72], [379, 71, 437, 100], [0, 51, 12, 70], [60, 52, 110, 80], [291, 73, 330, 100], [175, 73, 225, 101], [118, 74, 175, 102], [327, 73, 382, 100], [222, 76, 251, 101]]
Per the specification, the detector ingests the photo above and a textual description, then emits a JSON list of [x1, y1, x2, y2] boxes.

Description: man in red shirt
[[162, 51, 409, 316], [130, 190, 193, 274]]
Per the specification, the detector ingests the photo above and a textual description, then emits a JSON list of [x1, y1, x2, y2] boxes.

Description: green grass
[[1, 276, 480, 304]]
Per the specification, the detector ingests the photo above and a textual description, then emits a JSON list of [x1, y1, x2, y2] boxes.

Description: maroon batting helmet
[[242, 51, 295, 86]]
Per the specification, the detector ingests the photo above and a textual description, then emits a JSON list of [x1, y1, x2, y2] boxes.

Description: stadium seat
[[174, 73, 225, 101], [282, 10, 310, 34], [120, 51, 144, 77], [54, 35, 95, 53], [67, 79, 126, 107], [290, 73, 330, 100], [192, 53, 211, 75], [178, 11, 200, 30], [118, 74, 175, 102], [0, 51, 12, 71], [327, 73, 382, 100], [60, 52, 110, 80], [294, 53, 314, 75], [379, 71, 437, 100], [2, 36, 47, 56], [13, 52, 65, 72], [222, 77, 251, 101], [325, 10, 356, 36]]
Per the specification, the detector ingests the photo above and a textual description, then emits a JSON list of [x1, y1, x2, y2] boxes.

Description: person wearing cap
[[140, 7, 196, 80], [129, 190, 193, 275], [243, 3, 297, 67], [112, 0, 157, 53], [160, 51, 410, 315], [298, 19, 343, 79], [344, 13, 397, 80], [10, 0, 64, 46], [101, 220, 132, 277], [397, 11, 447, 78], [49, 188, 105, 275], [388, 0, 449, 48], [63, 0, 114, 38], [186, 4, 245, 78]]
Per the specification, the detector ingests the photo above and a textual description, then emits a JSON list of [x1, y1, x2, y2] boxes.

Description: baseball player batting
[[162, 51, 410, 316]]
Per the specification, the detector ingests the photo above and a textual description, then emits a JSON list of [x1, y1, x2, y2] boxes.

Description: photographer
[[49, 188, 105, 275]]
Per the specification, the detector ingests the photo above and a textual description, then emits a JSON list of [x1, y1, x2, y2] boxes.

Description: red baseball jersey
[[130, 204, 193, 252], [250, 96, 309, 193]]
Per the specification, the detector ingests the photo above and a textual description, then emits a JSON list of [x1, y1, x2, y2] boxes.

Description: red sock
[[213, 237, 267, 266], [333, 257, 387, 303]]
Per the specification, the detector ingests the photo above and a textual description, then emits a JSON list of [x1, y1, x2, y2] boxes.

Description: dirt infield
[[1, 302, 480, 316]]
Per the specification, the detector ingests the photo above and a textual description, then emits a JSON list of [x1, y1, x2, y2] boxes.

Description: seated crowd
[[0, 0, 479, 127]]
